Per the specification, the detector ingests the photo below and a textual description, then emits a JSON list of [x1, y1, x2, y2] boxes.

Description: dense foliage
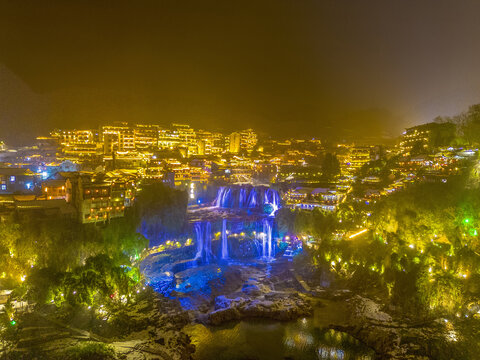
[[135, 182, 188, 245], [0, 182, 187, 341], [286, 177, 480, 318]]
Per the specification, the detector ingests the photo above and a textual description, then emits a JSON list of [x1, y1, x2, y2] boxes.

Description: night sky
[[1, 0, 480, 145]]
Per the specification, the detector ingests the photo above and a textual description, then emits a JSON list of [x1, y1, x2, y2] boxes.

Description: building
[[340, 146, 373, 175], [196, 130, 225, 155], [228, 129, 258, 154], [158, 128, 181, 150], [240, 129, 258, 152], [228, 132, 241, 153], [196, 130, 212, 155], [0, 168, 38, 194], [41, 179, 66, 199], [64, 172, 127, 224], [172, 124, 197, 156], [134, 124, 159, 150], [103, 123, 136, 155], [50, 129, 101, 160], [157, 124, 200, 156], [399, 122, 456, 156]]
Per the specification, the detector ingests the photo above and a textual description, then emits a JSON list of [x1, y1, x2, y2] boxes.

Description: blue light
[[197, 199, 201, 204], [25, 183, 32, 190], [41, 171, 48, 179]]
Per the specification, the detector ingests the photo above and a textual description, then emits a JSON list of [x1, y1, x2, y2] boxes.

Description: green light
[[10, 320, 16, 326], [464, 218, 470, 224]]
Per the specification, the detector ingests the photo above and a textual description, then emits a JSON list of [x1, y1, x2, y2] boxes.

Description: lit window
[[1, 184, 6, 190], [10, 176, 15, 182]]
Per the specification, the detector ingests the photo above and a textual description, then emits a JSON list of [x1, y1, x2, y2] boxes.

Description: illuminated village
[[2, 1, 480, 359], [1, 113, 480, 359]]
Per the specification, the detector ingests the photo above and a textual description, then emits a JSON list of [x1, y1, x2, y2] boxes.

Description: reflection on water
[[185, 301, 374, 360]]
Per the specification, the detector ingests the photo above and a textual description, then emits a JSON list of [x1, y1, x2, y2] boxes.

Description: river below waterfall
[[184, 300, 375, 360]]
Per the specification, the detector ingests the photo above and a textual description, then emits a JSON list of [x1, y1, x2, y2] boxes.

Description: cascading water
[[239, 188, 247, 208], [194, 222, 203, 260], [214, 185, 280, 213], [248, 188, 258, 208], [262, 218, 274, 259], [264, 188, 281, 215], [194, 221, 213, 264], [221, 218, 228, 259], [205, 222, 212, 262]]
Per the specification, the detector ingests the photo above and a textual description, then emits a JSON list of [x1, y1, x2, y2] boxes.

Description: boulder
[[208, 307, 241, 325], [242, 284, 262, 296], [214, 295, 233, 310]]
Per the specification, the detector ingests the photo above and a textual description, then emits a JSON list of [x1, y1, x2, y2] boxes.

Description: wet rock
[[208, 307, 241, 325], [206, 293, 312, 325], [242, 284, 262, 296], [348, 295, 392, 323], [214, 295, 233, 310]]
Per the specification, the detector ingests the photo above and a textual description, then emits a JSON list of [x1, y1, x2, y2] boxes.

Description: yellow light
[[348, 229, 368, 239]]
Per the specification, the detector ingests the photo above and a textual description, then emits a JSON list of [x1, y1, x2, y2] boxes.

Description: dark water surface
[[184, 301, 374, 360]]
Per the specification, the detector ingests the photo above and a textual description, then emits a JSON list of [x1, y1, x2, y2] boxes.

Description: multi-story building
[[51, 129, 101, 160], [64, 172, 127, 224], [339, 146, 373, 175], [196, 130, 213, 155], [240, 129, 258, 152], [134, 124, 159, 150], [103, 123, 136, 155], [41, 179, 66, 199], [172, 124, 197, 156], [211, 132, 226, 154], [399, 122, 456, 156], [228, 132, 241, 153], [0, 168, 38, 194], [51, 129, 96, 144], [158, 128, 181, 150], [348, 147, 372, 173], [399, 125, 430, 155], [228, 129, 258, 154]]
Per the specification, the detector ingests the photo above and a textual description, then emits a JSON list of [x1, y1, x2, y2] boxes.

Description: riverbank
[[5, 255, 478, 359], [2, 290, 195, 360]]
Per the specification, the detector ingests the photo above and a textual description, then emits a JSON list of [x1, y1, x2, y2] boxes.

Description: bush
[[64, 341, 117, 360]]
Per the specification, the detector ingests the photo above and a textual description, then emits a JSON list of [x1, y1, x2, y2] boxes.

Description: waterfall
[[204, 222, 212, 263], [239, 187, 247, 208], [194, 221, 213, 264], [214, 187, 223, 207], [265, 188, 280, 216], [221, 218, 228, 259], [194, 222, 204, 259], [214, 185, 280, 214], [247, 188, 257, 208], [215, 186, 232, 207], [262, 218, 274, 259]]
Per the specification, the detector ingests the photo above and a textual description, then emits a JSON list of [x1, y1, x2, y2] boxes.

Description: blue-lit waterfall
[[214, 185, 281, 215], [189, 186, 281, 264], [195, 221, 213, 264], [221, 218, 228, 259], [262, 218, 274, 259]]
